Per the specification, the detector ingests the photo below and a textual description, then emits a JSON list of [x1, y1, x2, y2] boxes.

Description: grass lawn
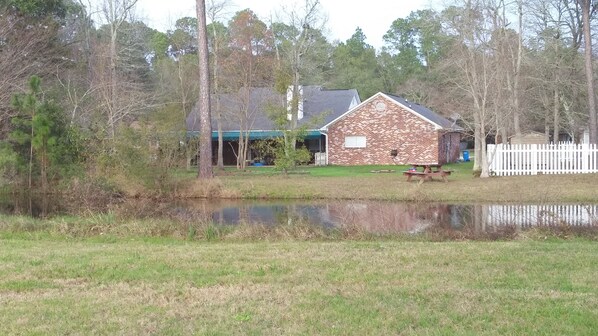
[[179, 162, 598, 203], [1, 236, 597, 335]]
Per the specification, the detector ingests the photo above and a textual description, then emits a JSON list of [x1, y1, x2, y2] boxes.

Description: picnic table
[[403, 163, 452, 184]]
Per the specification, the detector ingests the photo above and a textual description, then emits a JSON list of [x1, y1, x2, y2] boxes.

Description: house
[[186, 86, 361, 165], [321, 92, 462, 165]]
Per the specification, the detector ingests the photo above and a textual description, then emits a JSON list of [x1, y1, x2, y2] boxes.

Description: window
[[345, 136, 366, 148], [375, 102, 387, 112]]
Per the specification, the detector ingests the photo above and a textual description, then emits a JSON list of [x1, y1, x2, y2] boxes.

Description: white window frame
[[345, 136, 366, 148]]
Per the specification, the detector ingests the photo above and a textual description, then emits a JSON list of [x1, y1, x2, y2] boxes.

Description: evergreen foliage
[[6, 76, 83, 190]]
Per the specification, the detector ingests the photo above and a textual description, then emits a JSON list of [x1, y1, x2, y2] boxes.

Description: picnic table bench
[[403, 163, 452, 184]]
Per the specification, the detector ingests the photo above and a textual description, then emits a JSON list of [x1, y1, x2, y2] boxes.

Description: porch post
[[324, 132, 329, 165]]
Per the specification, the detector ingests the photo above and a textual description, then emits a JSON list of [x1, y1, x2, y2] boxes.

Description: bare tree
[[443, 0, 499, 177], [98, 0, 139, 139], [207, 0, 232, 169], [224, 9, 275, 169], [525, 0, 591, 143], [273, 0, 327, 164], [0, 7, 66, 137], [51, 0, 99, 128], [580, 0, 597, 143], [196, 0, 213, 178], [511, 0, 524, 136]]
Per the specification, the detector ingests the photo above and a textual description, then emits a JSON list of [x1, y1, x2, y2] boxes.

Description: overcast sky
[[131, 0, 437, 50]]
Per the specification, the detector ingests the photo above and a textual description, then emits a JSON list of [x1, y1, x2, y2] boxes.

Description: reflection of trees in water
[[3, 197, 597, 236], [178, 200, 458, 233], [0, 193, 53, 218], [116, 202, 598, 235]]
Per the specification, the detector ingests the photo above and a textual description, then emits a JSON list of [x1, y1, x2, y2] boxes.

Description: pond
[[1, 194, 597, 238]]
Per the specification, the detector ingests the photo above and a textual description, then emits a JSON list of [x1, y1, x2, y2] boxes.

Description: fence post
[[531, 144, 537, 175], [582, 143, 589, 173], [488, 144, 495, 174]]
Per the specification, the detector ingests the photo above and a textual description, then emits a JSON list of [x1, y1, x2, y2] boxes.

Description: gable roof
[[321, 92, 460, 131], [186, 86, 361, 132], [300, 87, 361, 128], [384, 94, 458, 129]]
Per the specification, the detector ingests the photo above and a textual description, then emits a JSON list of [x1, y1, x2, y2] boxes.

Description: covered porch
[[188, 130, 328, 166]]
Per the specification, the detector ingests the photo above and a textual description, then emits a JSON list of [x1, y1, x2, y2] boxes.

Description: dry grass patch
[[175, 178, 240, 198]]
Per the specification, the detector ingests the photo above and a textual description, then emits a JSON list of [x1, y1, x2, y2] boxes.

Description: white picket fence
[[486, 204, 598, 228], [488, 143, 598, 176]]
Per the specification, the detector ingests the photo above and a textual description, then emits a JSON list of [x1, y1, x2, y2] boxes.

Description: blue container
[[463, 150, 470, 162]]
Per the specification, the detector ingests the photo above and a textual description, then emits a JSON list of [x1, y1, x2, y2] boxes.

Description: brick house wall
[[327, 96, 458, 165]]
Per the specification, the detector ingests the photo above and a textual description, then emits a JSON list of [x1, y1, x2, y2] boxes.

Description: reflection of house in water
[[180, 199, 598, 235], [323, 202, 452, 234], [210, 201, 455, 234]]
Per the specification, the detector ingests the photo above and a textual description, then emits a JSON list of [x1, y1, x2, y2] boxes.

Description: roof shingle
[[186, 86, 360, 132], [384, 93, 458, 129]]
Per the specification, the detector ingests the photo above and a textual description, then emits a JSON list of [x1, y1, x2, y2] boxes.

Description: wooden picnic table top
[[408, 163, 446, 173], [408, 163, 443, 168], [404, 163, 452, 183]]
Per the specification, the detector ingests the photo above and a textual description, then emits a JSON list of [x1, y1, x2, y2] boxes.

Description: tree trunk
[[196, 0, 213, 178], [479, 121, 490, 178], [237, 85, 251, 170], [581, 0, 597, 143], [28, 111, 34, 190], [212, 23, 224, 169], [544, 117, 550, 143], [109, 29, 117, 140], [237, 133, 245, 169], [243, 132, 250, 167], [512, 0, 523, 137], [41, 146, 48, 193], [288, 71, 300, 167], [553, 89, 560, 143], [217, 120, 224, 168], [473, 124, 482, 172]]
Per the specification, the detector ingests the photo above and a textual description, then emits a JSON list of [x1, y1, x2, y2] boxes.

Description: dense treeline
[[1, 0, 597, 193]]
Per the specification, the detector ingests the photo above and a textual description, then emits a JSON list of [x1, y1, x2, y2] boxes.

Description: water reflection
[[0, 193, 56, 218], [1, 194, 597, 235], [177, 200, 598, 234], [207, 202, 448, 234], [485, 204, 597, 227]]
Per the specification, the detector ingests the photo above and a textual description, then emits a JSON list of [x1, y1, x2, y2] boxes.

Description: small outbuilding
[[322, 92, 462, 165], [509, 131, 548, 145]]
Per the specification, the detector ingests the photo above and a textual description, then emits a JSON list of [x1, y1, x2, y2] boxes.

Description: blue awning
[[187, 130, 323, 141]]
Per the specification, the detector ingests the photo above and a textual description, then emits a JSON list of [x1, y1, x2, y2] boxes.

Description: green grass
[[212, 162, 473, 177], [303, 164, 413, 177], [155, 162, 598, 202], [213, 166, 598, 202], [0, 237, 597, 334]]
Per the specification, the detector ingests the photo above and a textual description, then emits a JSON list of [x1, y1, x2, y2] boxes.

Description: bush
[[96, 124, 188, 196], [0, 143, 21, 188], [274, 145, 311, 173]]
